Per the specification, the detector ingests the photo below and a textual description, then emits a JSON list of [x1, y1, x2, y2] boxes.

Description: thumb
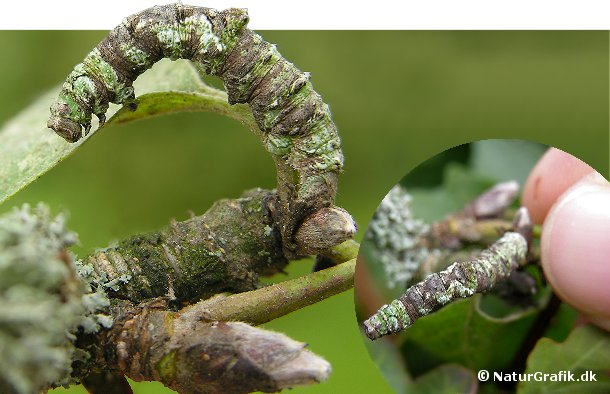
[[540, 172, 610, 330]]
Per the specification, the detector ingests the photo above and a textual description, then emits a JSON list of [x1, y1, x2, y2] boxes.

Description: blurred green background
[[0, 30, 607, 393]]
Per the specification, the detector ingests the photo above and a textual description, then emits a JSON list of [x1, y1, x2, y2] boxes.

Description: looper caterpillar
[[363, 207, 533, 340], [47, 4, 352, 257]]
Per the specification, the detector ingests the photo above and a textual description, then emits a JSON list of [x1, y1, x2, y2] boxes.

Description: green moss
[[156, 350, 177, 382], [180, 246, 226, 282]]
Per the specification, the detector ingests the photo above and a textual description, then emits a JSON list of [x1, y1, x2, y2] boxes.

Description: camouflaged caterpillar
[[48, 4, 348, 256], [363, 207, 533, 340]]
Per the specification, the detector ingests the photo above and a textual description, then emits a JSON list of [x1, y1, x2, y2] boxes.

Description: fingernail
[[541, 172, 610, 320]]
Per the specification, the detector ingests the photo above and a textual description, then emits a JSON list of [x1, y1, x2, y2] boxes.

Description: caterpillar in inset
[[48, 4, 350, 257], [363, 207, 533, 340]]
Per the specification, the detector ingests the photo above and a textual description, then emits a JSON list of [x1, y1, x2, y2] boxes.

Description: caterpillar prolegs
[[48, 4, 354, 257]]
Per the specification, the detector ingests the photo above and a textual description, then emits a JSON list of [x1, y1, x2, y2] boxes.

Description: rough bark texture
[[85, 188, 287, 306], [47, 4, 350, 258], [75, 299, 330, 394], [363, 231, 528, 340], [4, 197, 357, 393]]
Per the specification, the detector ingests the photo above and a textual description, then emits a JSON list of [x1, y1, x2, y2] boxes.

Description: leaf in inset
[[410, 364, 477, 394], [402, 296, 541, 375], [363, 335, 412, 393], [518, 325, 610, 393], [470, 140, 546, 186]]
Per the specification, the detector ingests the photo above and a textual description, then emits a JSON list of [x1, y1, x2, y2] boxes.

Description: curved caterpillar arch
[[48, 4, 353, 257]]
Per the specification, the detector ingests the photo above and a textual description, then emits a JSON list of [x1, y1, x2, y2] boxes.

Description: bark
[[77, 299, 331, 394], [85, 188, 288, 306]]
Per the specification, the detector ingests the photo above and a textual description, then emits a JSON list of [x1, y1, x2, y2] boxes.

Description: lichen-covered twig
[[84, 188, 288, 305], [0, 205, 83, 393], [363, 207, 533, 340], [0, 203, 357, 393], [47, 4, 354, 258], [72, 244, 358, 392], [84, 188, 357, 311]]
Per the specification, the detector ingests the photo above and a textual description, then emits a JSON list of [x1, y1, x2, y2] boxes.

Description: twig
[[84, 188, 288, 305], [81, 299, 331, 394], [75, 213, 360, 389], [363, 208, 533, 340], [182, 258, 356, 325]]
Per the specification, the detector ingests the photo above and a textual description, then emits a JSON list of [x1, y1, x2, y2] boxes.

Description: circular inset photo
[[355, 140, 610, 393]]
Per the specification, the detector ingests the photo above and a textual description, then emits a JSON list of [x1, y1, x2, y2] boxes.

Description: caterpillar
[[48, 4, 348, 257], [363, 207, 533, 340]]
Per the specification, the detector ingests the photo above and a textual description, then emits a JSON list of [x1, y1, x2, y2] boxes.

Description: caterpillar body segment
[[48, 4, 351, 257]]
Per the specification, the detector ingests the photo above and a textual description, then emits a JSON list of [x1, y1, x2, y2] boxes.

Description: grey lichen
[[73, 261, 117, 334], [365, 185, 436, 289], [0, 204, 82, 393], [0, 204, 118, 393]]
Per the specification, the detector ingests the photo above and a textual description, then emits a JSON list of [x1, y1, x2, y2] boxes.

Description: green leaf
[[518, 325, 610, 394], [409, 163, 495, 222], [406, 140, 546, 223], [542, 303, 578, 342], [0, 60, 255, 204], [364, 335, 413, 393], [410, 364, 478, 394], [470, 140, 546, 186], [402, 296, 540, 375]]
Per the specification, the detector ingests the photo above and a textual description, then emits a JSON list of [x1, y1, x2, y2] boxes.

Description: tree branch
[[83, 188, 288, 305], [73, 205, 359, 391], [80, 299, 331, 394], [183, 258, 356, 325]]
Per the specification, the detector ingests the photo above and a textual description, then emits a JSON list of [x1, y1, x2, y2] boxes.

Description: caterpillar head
[[48, 101, 88, 143]]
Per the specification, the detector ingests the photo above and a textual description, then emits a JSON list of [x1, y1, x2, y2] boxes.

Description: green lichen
[[0, 203, 125, 393], [364, 185, 435, 289], [119, 42, 151, 67], [81, 49, 133, 103]]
